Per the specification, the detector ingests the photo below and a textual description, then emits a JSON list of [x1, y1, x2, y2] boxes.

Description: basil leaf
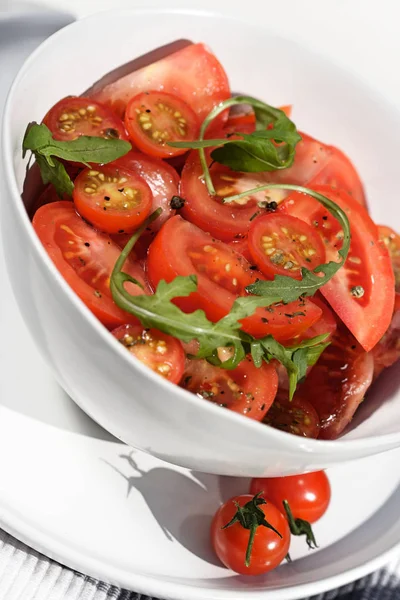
[[35, 153, 74, 198]]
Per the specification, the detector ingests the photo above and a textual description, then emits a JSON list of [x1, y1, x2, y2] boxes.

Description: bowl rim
[[2, 5, 400, 456]]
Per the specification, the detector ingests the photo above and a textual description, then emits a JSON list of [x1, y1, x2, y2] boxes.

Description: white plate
[[1, 5, 400, 600]]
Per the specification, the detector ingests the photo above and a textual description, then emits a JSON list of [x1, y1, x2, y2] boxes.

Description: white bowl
[[2, 8, 400, 477]]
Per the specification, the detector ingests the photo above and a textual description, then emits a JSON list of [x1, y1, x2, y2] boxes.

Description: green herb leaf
[[22, 122, 131, 197]]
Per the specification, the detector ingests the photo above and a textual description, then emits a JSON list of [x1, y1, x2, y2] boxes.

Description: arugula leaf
[[23, 122, 131, 197], [168, 96, 301, 195]]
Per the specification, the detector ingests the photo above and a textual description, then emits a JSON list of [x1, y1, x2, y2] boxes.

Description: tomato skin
[[250, 471, 331, 524], [42, 96, 128, 141], [248, 213, 326, 280], [73, 165, 152, 234], [263, 389, 321, 438], [147, 215, 322, 341], [90, 42, 231, 128], [32, 202, 149, 329], [211, 495, 290, 575], [181, 356, 278, 421], [280, 185, 395, 352], [112, 324, 185, 384], [125, 91, 200, 159]]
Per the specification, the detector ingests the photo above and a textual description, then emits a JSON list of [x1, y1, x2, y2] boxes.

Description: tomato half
[[227, 236, 252, 262], [90, 42, 231, 128], [263, 389, 320, 438], [248, 213, 326, 280], [280, 185, 395, 351], [181, 356, 278, 421], [250, 471, 331, 524], [378, 225, 400, 292], [224, 105, 292, 136], [372, 293, 400, 379], [73, 164, 152, 234], [294, 326, 374, 439], [125, 91, 199, 159], [299, 294, 337, 342], [32, 202, 149, 328], [42, 96, 128, 142], [112, 324, 185, 384], [147, 216, 322, 341], [211, 494, 290, 575], [180, 133, 333, 242]]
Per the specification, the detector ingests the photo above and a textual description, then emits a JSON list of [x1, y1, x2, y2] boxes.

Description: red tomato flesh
[[248, 213, 326, 280], [263, 388, 321, 438], [378, 225, 400, 293], [73, 164, 152, 234], [372, 293, 400, 379], [181, 356, 278, 421], [32, 202, 149, 328], [147, 216, 322, 341], [42, 96, 128, 141], [280, 185, 395, 351], [112, 324, 185, 384]]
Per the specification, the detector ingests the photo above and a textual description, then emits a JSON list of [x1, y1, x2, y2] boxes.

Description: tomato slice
[[42, 96, 128, 142], [294, 326, 374, 439], [280, 185, 395, 351], [112, 324, 185, 384], [90, 43, 231, 128], [32, 202, 149, 328], [147, 215, 322, 341], [224, 105, 292, 135], [378, 225, 400, 292], [181, 356, 278, 421], [180, 134, 332, 242], [227, 237, 252, 262], [125, 91, 199, 159], [308, 145, 367, 208], [73, 164, 152, 234], [248, 213, 326, 280], [263, 388, 320, 438], [372, 293, 400, 379], [299, 294, 337, 341]]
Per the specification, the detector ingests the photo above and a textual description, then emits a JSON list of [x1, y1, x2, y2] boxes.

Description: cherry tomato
[[32, 202, 149, 329], [112, 324, 185, 384], [250, 471, 331, 523], [248, 213, 326, 280], [378, 225, 400, 292], [42, 96, 128, 142], [297, 294, 337, 342], [263, 389, 321, 438], [294, 326, 374, 439], [227, 236, 252, 262], [211, 494, 290, 575], [372, 293, 400, 379], [181, 356, 278, 421], [125, 91, 199, 159], [224, 105, 292, 135], [147, 216, 322, 341], [90, 42, 230, 129], [280, 185, 395, 351], [73, 164, 152, 234], [180, 133, 333, 242]]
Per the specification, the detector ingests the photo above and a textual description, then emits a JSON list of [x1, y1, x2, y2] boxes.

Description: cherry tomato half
[[250, 471, 331, 524], [125, 91, 200, 159], [112, 324, 185, 384], [211, 494, 290, 575], [42, 96, 128, 142], [248, 213, 326, 280], [263, 389, 321, 439], [181, 356, 278, 421], [73, 164, 152, 234], [32, 202, 149, 328]]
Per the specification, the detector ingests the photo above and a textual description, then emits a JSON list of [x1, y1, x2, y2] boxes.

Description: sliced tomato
[[181, 356, 278, 421], [227, 237, 252, 262], [125, 91, 199, 159], [73, 164, 152, 234], [248, 213, 326, 280], [224, 105, 292, 136], [147, 215, 322, 341], [180, 133, 333, 242], [378, 225, 400, 292], [372, 293, 400, 379], [90, 43, 231, 129], [294, 326, 374, 439], [263, 390, 321, 438], [32, 202, 149, 328], [42, 96, 128, 142], [280, 185, 395, 351], [308, 145, 367, 208], [112, 324, 185, 384], [299, 294, 337, 341]]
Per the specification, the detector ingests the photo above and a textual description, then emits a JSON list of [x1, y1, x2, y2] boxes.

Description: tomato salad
[[24, 41, 398, 441]]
